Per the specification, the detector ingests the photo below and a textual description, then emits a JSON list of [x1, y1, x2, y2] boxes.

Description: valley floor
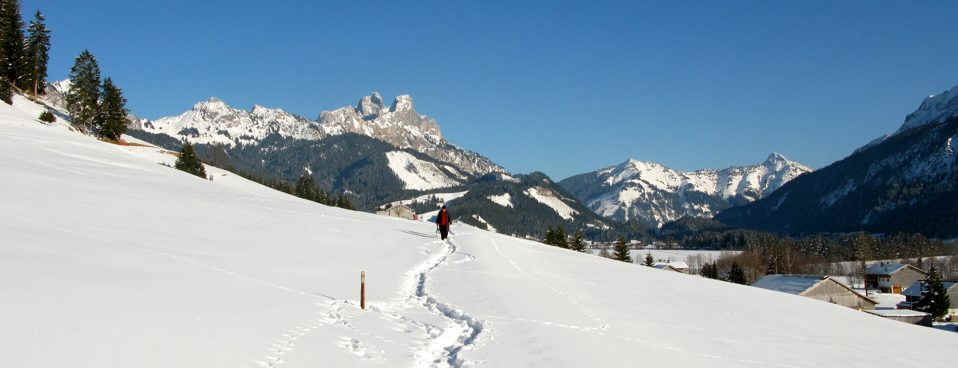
[[1, 96, 955, 367]]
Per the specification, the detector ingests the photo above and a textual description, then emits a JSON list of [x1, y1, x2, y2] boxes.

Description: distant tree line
[[689, 231, 958, 285], [542, 226, 586, 252]]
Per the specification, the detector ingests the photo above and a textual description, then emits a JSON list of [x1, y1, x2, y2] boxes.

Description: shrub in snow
[[39, 111, 55, 123]]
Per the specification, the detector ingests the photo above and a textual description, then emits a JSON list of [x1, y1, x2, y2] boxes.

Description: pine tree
[[613, 236, 631, 263], [728, 262, 747, 284], [643, 253, 655, 267], [65, 50, 101, 132], [97, 78, 127, 140], [0, 0, 26, 103], [555, 227, 568, 248], [174, 141, 206, 179], [294, 174, 317, 200], [544, 226, 556, 246], [336, 194, 354, 210], [24, 10, 49, 97], [570, 229, 586, 252], [914, 265, 951, 320]]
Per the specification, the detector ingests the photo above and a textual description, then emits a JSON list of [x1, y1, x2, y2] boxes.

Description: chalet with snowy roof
[[864, 309, 933, 327], [903, 280, 958, 317], [652, 261, 689, 274], [752, 275, 876, 310], [865, 263, 927, 293]]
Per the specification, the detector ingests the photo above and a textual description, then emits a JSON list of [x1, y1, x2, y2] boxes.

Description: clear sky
[[33, 0, 958, 179]]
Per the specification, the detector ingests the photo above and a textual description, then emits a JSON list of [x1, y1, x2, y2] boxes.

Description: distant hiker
[[436, 205, 450, 240]]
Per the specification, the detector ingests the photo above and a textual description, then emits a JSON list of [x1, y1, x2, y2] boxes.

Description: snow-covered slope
[[3, 96, 954, 367], [385, 150, 463, 190], [524, 186, 579, 220], [131, 91, 503, 176], [560, 153, 811, 226], [898, 85, 958, 134]]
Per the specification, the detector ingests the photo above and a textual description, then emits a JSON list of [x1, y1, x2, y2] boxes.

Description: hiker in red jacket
[[436, 205, 451, 240]]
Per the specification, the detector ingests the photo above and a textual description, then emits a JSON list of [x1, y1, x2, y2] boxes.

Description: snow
[[486, 193, 513, 208], [582, 154, 811, 226], [652, 261, 689, 270], [869, 293, 907, 309], [499, 173, 519, 183], [821, 179, 856, 208], [2, 95, 956, 367], [471, 214, 497, 232], [390, 191, 469, 207], [752, 275, 826, 295], [385, 151, 462, 190], [866, 309, 930, 318], [866, 263, 908, 275], [523, 187, 578, 220], [898, 85, 958, 134]]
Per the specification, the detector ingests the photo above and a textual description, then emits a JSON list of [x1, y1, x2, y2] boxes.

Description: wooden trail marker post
[[360, 271, 366, 310]]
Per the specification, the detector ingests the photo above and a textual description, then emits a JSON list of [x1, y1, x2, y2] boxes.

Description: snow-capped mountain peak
[[560, 154, 812, 227], [898, 84, 958, 134], [390, 94, 415, 112], [133, 92, 504, 176], [357, 92, 385, 118]]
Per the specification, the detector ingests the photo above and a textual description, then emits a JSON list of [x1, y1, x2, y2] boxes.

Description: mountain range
[[559, 153, 811, 227], [42, 80, 958, 239], [718, 86, 958, 237]]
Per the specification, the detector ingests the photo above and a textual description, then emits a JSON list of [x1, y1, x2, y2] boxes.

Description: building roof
[[865, 309, 930, 318], [902, 280, 958, 297], [652, 261, 689, 270], [653, 264, 685, 272], [753, 275, 878, 304], [752, 275, 826, 295], [866, 263, 926, 276]]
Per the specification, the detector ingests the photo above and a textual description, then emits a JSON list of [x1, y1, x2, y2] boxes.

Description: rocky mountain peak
[[561, 153, 812, 227], [390, 95, 415, 113], [357, 92, 385, 119], [192, 97, 230, 112]]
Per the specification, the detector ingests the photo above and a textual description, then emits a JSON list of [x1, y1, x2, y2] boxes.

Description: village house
[[864, 309, 933, 327], [752, 275, 877, 310], [865, 263, 927, 293], [902, 280, 958, 318], [653, 261, 689, 274]]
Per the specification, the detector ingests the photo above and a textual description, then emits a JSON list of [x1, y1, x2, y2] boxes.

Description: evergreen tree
[[701, 262, 719, 279], [174, 141, 206, 179], [555, 226, 568, 248], [0, 0, 26, 103], [728, 262, 747, 284], [336, 195, 354, 210], [24, 10, 49, 97], [65, 50, 101, 132], [294, 174, 317, 200], [97, 78, 127, 140], [643, 252, 655, 267], [914, 265, 951, 320], [613, 236, 631, 263], [544, 226, 556, 246], [570, 229, 586, 252]]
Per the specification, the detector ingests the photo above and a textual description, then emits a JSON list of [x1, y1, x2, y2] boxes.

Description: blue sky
[[33, 1, 958, 179]]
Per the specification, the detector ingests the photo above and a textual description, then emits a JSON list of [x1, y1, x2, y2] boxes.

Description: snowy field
[[589, 249, 740, 264], [2, 96, 956, 367]]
